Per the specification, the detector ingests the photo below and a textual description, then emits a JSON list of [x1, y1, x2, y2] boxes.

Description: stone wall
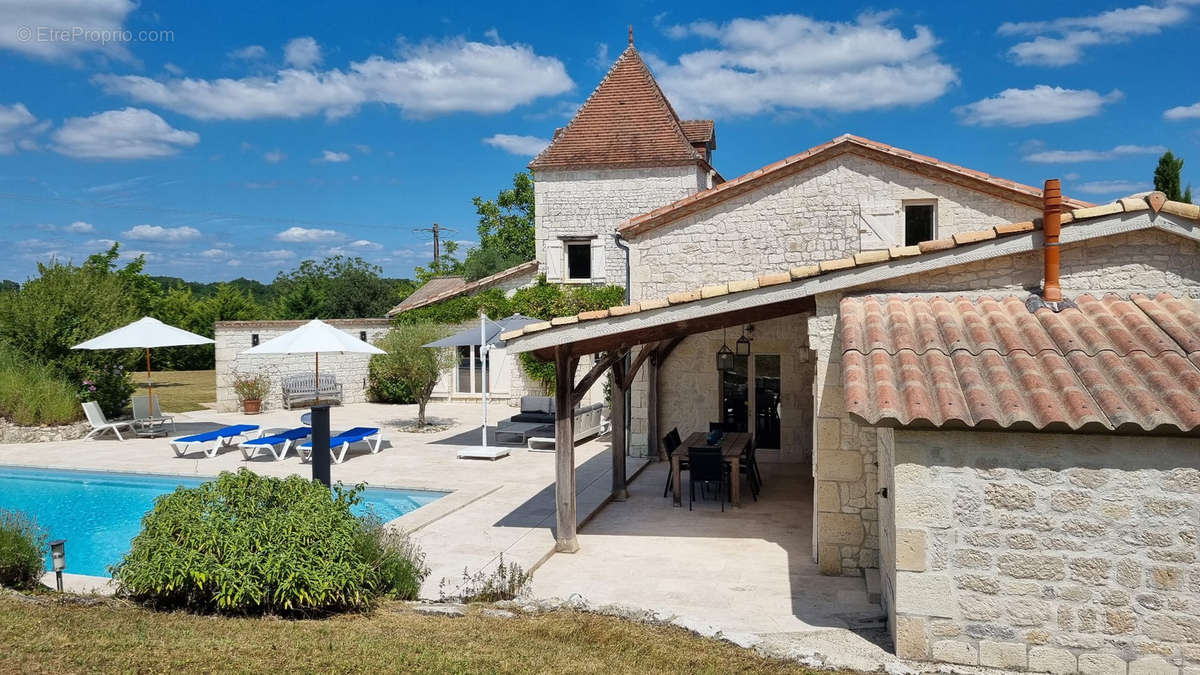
[[215, 319, 391, 412], [870, 228, 1200, 299], [534, 165, 708, 285], [885, 429, 1200, 674], [643, 314, 813, 463], [630, 152, 1041, 301], [808, 293, 880, 577]]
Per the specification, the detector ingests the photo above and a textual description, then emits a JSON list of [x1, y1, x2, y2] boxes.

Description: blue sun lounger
[[238, 426, 311, 462], [298, 426, 383, 464], [170, 424, 261, 458]]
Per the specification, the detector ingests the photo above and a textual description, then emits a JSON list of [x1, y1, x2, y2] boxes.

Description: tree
[[370, 324, 455, 426], [1154, 151, 1192, 203], [271, 256, 396, 319], [413, 240, 463, 284], [459, 172, 535, 281]]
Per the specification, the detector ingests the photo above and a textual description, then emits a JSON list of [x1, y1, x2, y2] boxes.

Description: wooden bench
[[281, 372, 343, 409]]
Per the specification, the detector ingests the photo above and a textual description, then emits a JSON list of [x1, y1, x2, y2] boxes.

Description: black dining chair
[[737, 439, 761, 501], [662, 428, 684, 498], [688, 446, 728, 512]]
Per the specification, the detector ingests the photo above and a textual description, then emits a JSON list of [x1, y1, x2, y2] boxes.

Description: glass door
[[720, 354, 749, 432], [754, 355, 781, 449]]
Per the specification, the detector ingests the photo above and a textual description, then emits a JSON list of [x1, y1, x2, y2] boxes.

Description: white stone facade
[[629, 152, 1041, 301], [214, 319, 391, 413], [884, 429, 1200, 674], [807, 227, 1200, 580], [534, 165, 709, 285]]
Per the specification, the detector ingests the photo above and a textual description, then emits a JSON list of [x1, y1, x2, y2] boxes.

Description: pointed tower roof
[[529, 44, 714, 173]]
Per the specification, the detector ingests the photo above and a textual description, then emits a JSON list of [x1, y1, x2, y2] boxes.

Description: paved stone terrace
[[0, 400, 629, 598]]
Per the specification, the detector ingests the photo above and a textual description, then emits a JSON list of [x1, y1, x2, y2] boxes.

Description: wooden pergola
[[509, 294, 816, 552]]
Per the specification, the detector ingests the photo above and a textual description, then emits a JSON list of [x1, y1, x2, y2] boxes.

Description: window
[[904, 203, 936, 246], [250, 334, 259, 347], [566, 241, 592, 281], [359, 330, 367, 342]]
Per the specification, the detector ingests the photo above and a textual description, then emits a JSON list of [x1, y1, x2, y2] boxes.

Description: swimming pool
[[0, 466, 444, 577]]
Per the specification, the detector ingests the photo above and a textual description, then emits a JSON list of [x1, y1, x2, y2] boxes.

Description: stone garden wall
[[214, 319, 391, 413], [884, 429, 1200, 674]]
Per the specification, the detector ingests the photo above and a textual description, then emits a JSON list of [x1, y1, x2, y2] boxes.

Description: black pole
[[310, 404, 331, 487]]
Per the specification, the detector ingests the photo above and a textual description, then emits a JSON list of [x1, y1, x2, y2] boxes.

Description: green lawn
[[0, 596, 826, 674], [134, 370, 215, 413]]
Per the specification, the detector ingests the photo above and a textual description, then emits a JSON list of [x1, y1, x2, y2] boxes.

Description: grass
[[0, 596, 826, 674], [0, 346, 80, 426], [134, 370, 215, 413]]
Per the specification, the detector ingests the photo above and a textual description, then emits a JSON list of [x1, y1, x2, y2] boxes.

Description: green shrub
[[0, 345, 81, 426], [0, 509, 47, 589], [112, 469, 428, 614], [366, 357, 415, 404], [79, 364, 136, 419], [356, 515, 428, 600]]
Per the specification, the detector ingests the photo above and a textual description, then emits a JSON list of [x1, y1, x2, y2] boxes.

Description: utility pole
[[412, 222, 455, 269]]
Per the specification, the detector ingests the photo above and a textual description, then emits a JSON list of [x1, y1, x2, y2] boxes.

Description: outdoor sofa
[[498, 396, 607, 449]]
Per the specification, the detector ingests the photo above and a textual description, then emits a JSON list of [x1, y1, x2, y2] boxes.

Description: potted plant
[[230, 370, 271, 415]]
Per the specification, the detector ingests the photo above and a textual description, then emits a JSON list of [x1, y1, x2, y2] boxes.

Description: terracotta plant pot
[[242, 399, 261, 415]]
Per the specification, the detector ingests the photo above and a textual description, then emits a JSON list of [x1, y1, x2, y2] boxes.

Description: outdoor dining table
[[672, 431, 751, 509]]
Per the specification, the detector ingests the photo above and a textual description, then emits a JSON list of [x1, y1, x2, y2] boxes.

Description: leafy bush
[[0, 509, 47, 589], [0, 345, 81, 425], [79, 364, 135, 419], [112, 469, 428, 614], [370, 325, 455, 425], [366, 357, 415, 404], [438, 554, 531, 603]]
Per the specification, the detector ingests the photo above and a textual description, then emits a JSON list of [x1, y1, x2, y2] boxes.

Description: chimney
[[1042, 178, 1063, 303]]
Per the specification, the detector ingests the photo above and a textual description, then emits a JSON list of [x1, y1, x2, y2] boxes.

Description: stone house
[[454, 32, 1200, 675]]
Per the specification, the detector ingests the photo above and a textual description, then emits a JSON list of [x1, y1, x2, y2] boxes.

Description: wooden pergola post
[[610, 356, 628, 501], [554, 346, 579, 553], [647, 350, 660, 460]]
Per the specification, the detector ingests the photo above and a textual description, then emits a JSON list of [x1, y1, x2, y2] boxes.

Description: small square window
[[251, 334, 259, 347], [566, 241, 592, 280], [359, 330, 367, 342], [904, 204, 936, 246]]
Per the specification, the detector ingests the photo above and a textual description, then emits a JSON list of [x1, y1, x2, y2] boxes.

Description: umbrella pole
[[480, 314, 487, 451], [314, 352, 320, 404], [145, 347, 153, 408]]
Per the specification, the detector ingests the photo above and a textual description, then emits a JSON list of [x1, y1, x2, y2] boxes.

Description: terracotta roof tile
[[679, 120, 714, 145], [617, 134, 1093, 237], [841, 293, 1200, 434], [386, 261, 538, 316], [498, 193, 1200, 342], [388, 276, 465, 314], [528, 46, 709, 172]]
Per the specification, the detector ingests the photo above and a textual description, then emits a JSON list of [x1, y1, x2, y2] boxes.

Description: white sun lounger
[[297, 427, 383, 464], [171, 424, 261, 458], [238, 427, 310, 462], [81, 401, 135, 441]]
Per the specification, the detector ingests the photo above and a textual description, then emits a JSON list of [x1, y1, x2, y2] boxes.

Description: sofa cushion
[[520, 395, 554, 415], [510, 412, 555, 425]]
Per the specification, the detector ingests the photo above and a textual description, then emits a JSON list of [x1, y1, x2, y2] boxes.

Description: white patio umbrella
[[239, 319, 385, 403], [72, 316, 215, 404]]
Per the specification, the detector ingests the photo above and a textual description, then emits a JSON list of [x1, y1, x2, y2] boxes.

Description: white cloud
[[51, 107, 200, 159], [955, 86, 1123, 127], [1075, 179, 1150, 195], [199, 248, 227, 259], [163, 62, 184, 76], [228, 45, 266, 61], [275, 226, 342, 243], [588, 42, 610, 70], [94, 37, 573, 120], [1024, 143, 1166, 163], [999, 2, 1195, 66], [263, 149, 286, 163], [0, 0, 136, 62], [0, 103, 48, 154], [284, 36, 322, 69], [261, 249, 296, 261], [65, 220, 94, 233], [316, 149, 350, 163], [651, 12, 957, 117], [347, 239, 382, 250], [353, 143, 371, 154], [483, 133, 550, 156], [123, 224, 201, 242], [1164, 101, 1200, 120]]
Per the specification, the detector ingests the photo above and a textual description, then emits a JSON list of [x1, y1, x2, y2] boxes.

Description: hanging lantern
[[736, 325, 751, 357], [716, 327, 735, 371]]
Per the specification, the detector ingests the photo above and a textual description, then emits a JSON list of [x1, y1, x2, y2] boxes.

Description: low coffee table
[[494, 422, 553, 445]]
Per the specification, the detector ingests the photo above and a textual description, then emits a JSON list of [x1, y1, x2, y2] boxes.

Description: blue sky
[[1, 0, 1198, 282]]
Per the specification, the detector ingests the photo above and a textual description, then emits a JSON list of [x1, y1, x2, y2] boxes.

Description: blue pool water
[[0, 466, 444, 577]]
